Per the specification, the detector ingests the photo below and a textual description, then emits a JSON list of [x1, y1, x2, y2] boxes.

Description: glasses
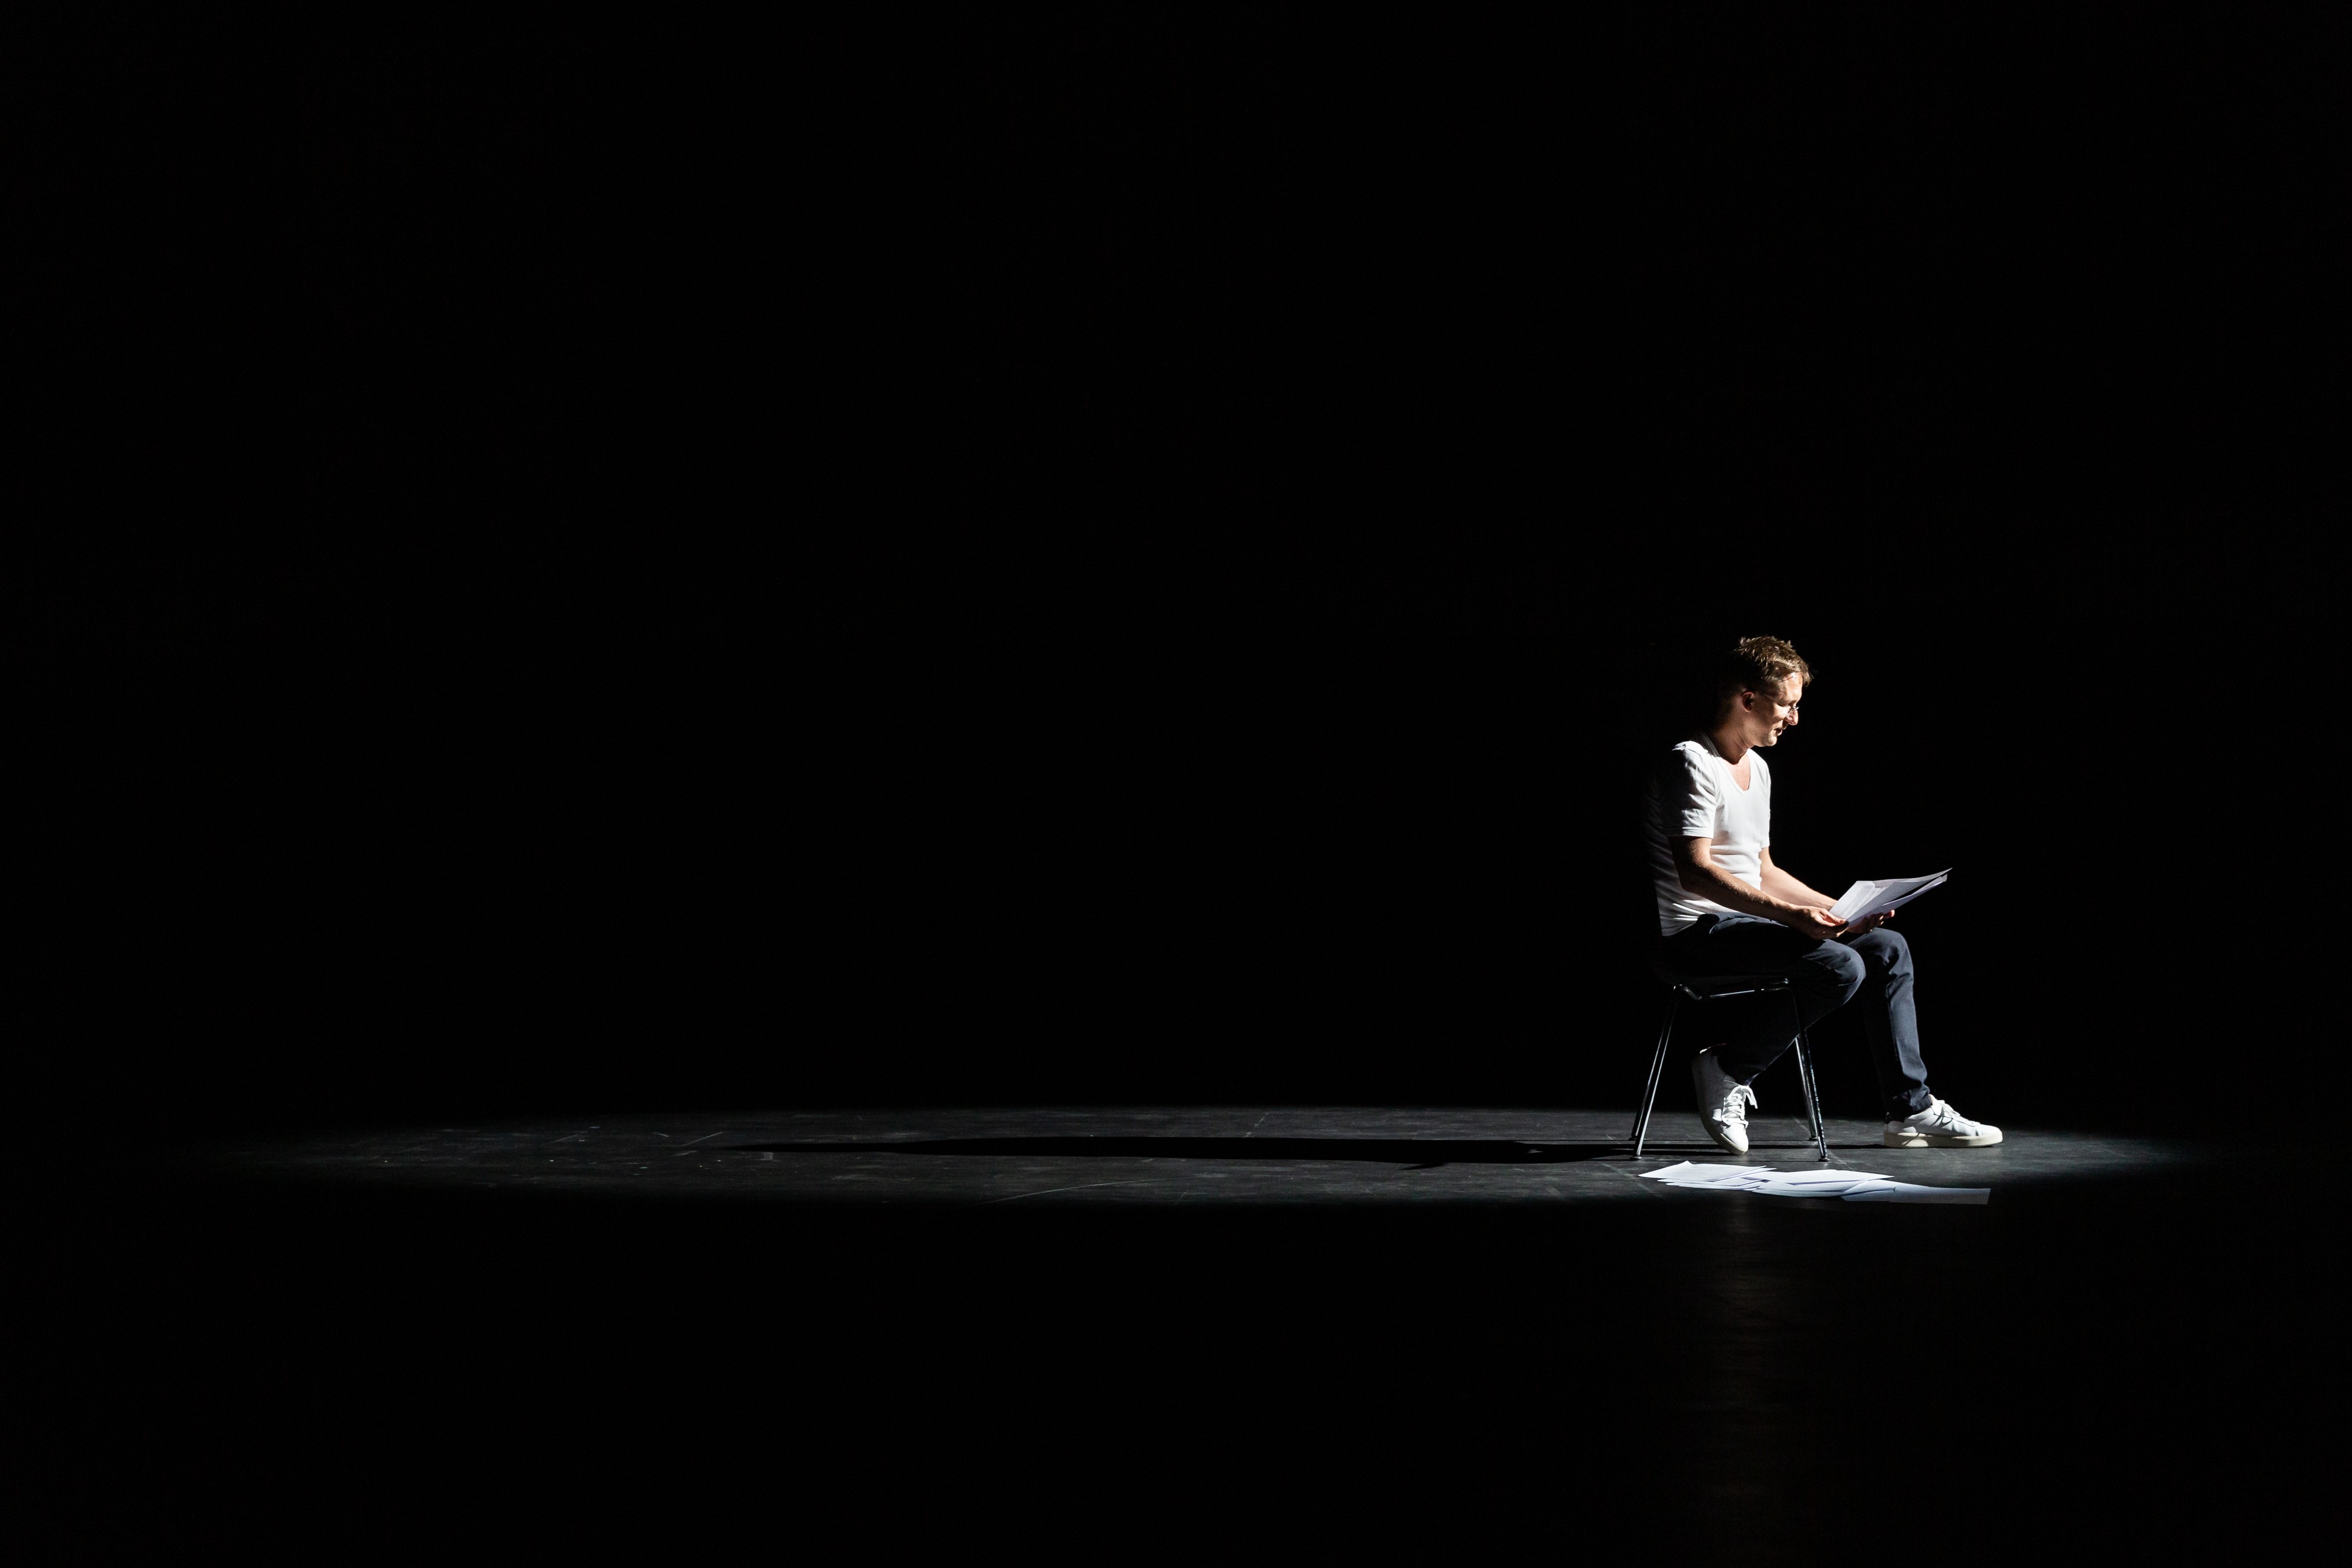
[[1752, 693, 1802, 715]]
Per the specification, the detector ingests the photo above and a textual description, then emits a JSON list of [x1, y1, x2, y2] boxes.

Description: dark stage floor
[[222, 1106, 2187, 1204], [71, 1108, 2325, 1555]]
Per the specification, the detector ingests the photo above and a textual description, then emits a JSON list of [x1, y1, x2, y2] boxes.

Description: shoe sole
[[1699, 1122, 1749, 1155], [1882, 1129, 2002, 1147]]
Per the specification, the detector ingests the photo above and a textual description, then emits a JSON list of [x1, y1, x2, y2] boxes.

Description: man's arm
[[1672, 837, 1846, 937], [1758, 847, 1837, 911]]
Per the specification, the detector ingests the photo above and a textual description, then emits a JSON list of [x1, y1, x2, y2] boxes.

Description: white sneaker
[[1691, 1049, 1758, 1155], [1885, 1096, 2002, 1148]]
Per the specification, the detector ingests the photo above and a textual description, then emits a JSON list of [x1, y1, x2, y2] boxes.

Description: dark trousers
[[1658, 914, 1934, 1121]]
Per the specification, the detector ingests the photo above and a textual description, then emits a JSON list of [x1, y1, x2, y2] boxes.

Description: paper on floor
[[1638, 1161, 1772, 1188], [1636, 1161, 1986, 1203], [1753, 1171, 1895, 1198], [1841, 1181, 1990, 1205]]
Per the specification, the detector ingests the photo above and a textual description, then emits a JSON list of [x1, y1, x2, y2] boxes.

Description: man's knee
[[1850, 927, 1912, 974], [1809, 942, 1868, 1003]]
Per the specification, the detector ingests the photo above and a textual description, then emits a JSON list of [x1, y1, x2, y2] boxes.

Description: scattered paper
[[1637, 1161, 1986, 1204], [1753, 1171, 1893, 1198], [1638, 1161, 1773, 1190], [1842, 1182, 1990, 1205]]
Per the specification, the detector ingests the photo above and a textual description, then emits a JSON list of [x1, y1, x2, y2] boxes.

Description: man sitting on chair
[[1643, 635, 2001, 1155]]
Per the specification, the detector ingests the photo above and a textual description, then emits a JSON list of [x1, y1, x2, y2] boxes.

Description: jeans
[[1658, 914, 1935, 1121]]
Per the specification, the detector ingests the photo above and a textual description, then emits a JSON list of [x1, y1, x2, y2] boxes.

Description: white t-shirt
[[1644, 735, 1772, 934]]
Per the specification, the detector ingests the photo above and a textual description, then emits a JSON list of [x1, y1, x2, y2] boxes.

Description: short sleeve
[[1665, 745, 1720, 840]]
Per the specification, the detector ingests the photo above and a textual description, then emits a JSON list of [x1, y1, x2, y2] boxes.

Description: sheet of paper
[[1755, 1167, 1887, 1182], [1827, 881, 1883, 922], [1829, 870, 1950, 923], [1875, 878, 1949, 915], [1753, 1171, 1893, 1198], [1641, 1162, 1767, 1182], [1641, 1163, 1776, 1192], [1641, 1161, 1984, 1203], [1646, 1161, 1994, 1213], [1842, 1182, 1989, 1205]]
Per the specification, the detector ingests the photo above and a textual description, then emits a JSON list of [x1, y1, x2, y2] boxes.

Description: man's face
[[1749, 674, 1804, 745]]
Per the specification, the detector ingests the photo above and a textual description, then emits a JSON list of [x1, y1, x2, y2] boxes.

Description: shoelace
[[1916, 1098, 1971, 1132], [1726, 1085, 1758, 1124]]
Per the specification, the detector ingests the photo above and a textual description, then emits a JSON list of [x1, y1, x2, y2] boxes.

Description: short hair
[[1715, 635, 1812, 711]]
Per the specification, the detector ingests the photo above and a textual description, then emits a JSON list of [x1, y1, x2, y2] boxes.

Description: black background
[[77, 10, 2333, 1144]]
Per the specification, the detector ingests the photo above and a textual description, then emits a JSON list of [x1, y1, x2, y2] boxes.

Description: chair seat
[[1672, 972, 1790, 999], [1648, 955, 1792, 999]]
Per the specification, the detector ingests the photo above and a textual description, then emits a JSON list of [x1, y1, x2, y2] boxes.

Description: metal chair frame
[[1631, 974, 1829, 1162]]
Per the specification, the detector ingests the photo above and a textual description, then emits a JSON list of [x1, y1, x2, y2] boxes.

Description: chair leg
[[1631, 991, 1679, 1158], [1789, 995, 1828, 1163], [1798, 1035, 1829, 1162]]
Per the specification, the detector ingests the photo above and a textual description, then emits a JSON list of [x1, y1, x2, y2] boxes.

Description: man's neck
[[1706, 719, 1753, 766]]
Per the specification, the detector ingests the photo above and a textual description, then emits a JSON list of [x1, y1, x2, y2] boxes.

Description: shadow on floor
[[726, 1136, 1646, 1168]]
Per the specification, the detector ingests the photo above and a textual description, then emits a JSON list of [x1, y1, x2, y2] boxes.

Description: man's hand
[[1783, 906, 1846, 938], [1832, 910, 1896, 941]]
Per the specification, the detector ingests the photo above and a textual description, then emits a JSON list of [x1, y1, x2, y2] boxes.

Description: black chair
[[1631, 959, 1829, 1162]]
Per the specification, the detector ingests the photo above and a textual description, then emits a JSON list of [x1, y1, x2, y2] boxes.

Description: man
[[1642, 636, 2000, 1155]]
